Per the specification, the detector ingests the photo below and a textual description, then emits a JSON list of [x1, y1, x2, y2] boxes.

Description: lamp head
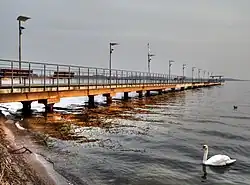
[[17, 16, 31, 22]]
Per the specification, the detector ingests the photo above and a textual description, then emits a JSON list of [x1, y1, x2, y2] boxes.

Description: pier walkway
[[0, 59, 223, 113]]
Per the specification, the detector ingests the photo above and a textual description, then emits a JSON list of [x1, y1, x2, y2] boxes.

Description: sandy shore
[[0, 115, 71, 185]]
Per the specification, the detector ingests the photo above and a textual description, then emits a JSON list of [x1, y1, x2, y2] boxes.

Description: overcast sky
[[0, 0, 249, 79]]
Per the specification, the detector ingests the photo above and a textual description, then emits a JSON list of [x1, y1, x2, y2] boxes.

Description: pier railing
[[0, 59, 219, 92]]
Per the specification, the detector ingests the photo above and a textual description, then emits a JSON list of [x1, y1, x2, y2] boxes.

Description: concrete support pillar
[[38, 97, 60, 113], [21, 101, 32, 114], [104, 94, 112, 105], [45, 104, 54, 113], [88, 95, 95, 107], [146, 90, 150, 97], [124, 92, 129, 100], [137, 91, 143, 98], [107, 95, 112, 105], [158, 90, 163, 95]]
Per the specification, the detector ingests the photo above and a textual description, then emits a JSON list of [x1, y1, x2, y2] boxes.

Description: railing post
[[96, 68, 98, 89], [139, 72, 141, 86], [109, 69, 112, 89], [68, 66, 71, 90], [78, 67, 81, 89], [149, 73, 151, 85], [131, 72, 132, 85], [157, 74, 159, 85], [136, 72, 138, 85], [150, 73, 152, 85], [103, 69, 105, 88], [156, 73, 157, 85], [143, 72, 145, 87], [57, 65, 59, 91], [29, 62, 31, 92], [126, 71, 128, 87], [153, 73, 155, 86], [155, 74, 157, 85], [11, 61, 13, 93], [132, 72, 134, 85], [44, 64, 46, 91], [87, 68, 90, 91], [121, 70, 123, 86], [116, 70, 118, 87]]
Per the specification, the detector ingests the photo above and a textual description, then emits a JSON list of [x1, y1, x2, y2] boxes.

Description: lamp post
[[147, 43, 155, 73], [192, 67, 196, 83], [17, 15, 31, 71], [109, 42, 119, 85], [169, 60, 175, 83], [182, 64, 186, 83]]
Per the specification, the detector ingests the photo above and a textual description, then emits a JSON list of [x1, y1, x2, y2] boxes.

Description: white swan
[[202, 145, 236, 166]]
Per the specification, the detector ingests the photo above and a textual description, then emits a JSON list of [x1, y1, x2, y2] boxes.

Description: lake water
[[3, 81, 250, 185]]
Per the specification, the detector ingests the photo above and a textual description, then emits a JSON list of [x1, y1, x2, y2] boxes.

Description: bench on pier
[[0, 68, 33, 85], [174, 76, 185, 81], [52, 71, 75, 85], [53, 71, 75, 78]]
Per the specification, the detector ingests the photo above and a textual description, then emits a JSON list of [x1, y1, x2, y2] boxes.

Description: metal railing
[[0, 59, 220, 93]]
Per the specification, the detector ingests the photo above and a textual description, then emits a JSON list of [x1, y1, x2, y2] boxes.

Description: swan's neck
[[203, 149, 208, 163]]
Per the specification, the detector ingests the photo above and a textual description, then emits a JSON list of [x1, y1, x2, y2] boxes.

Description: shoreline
[[0, 115, 71, 185]]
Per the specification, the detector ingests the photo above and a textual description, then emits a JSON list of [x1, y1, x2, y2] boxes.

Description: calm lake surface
[[18, 81, 250, 184]]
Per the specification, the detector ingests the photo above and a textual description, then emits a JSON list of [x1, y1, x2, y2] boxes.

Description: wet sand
[[0, 116, 71, 185]]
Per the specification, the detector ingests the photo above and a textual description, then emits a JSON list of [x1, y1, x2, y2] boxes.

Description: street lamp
[[192, 67, 196, 83], [169, 60, 175, 83], [17, 15, 31, 70], [182, 64, 186, 83], [109, 42, 119, 84], [147, 43, 155, 73]]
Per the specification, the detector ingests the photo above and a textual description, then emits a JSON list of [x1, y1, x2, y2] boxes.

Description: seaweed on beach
[[0, 117, 45, 185]]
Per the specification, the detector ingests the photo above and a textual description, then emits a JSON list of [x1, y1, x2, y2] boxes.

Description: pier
[[0, 59, 223, 113]]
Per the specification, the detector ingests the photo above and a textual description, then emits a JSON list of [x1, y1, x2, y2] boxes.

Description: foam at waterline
[[0, 102, 22, 116], [32, 153, 72, 185], [31, 101, 45, 112]]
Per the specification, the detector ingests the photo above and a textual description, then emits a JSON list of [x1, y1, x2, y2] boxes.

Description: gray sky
[[0, 0, 249, 79]]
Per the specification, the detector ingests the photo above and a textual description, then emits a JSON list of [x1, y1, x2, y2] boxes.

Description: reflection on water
[[202, 164, 234, 182], [20, 91, 187, 142]]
